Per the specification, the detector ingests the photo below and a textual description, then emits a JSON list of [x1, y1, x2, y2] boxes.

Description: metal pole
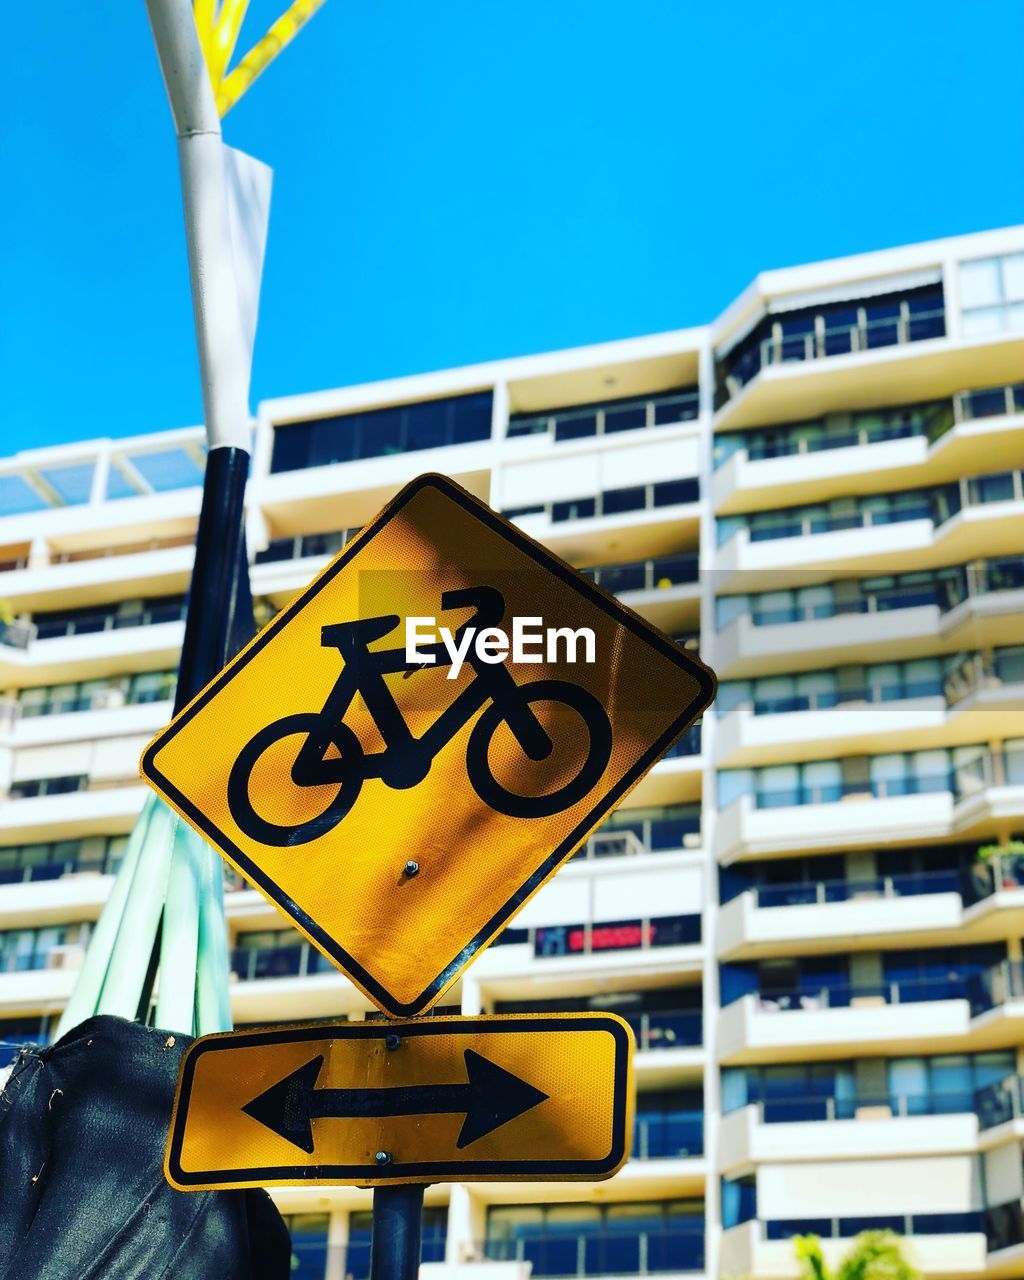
[[143, 0, 257, 1033], [370, 1185, 425, 1280]]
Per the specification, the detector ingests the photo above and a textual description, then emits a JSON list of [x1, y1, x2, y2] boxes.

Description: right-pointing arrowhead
[[457, 1049, 549, 1148], [242, 1054, 324, 1154]]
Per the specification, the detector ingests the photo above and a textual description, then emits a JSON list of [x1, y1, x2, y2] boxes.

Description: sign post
[[142, 471, 715, 1275]]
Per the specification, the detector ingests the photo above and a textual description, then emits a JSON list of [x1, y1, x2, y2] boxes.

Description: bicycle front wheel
[[466, 680, 612, 819]]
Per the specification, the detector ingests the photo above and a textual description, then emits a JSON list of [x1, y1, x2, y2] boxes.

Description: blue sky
[[3, 1, 1023, 452]]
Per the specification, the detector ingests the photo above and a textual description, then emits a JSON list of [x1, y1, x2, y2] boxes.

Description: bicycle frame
[[292, 587, 552, 791]]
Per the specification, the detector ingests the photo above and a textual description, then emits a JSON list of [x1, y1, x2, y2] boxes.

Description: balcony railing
[[504, 477, 699, 524], [634, 1111, 704, 1158], [985, 1200, 1024, 1252], [230, 943, 329, 982], [753, 973, 977, 1013], [0, 620, 34, 650], [0, 858, 95, 886], [750, 772, 958, 810], [582, 554, 699, 595], [955, 382, 1024, 423], [724, 304, 946, 392], [751, 867, 963, 909], [727, 555, 1024, 630], [663, 723, 701, 758], [254, 527, 361, 565], [713, 381, 1024, 469], [733, 1078, 1024, 1128], [974, 1075, 1024, 1129], [507, 389, 700, 443], [481, 1227, 705, 1275], [572, 810, 701, 860], [967, 959, 1024, 1016], [33, 600, 188, 641], [945, 648, 1024, 704], [49, 534, 196, 566], [719, 469, 1024, 547], [763, 1210, 984, 1242], [622, 1009, 702, 1051], [742, 679, 944, 715]]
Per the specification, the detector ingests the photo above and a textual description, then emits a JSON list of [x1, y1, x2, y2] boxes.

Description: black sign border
[[143, 472, 715, 1016], [166, 1015, 631, 1185]]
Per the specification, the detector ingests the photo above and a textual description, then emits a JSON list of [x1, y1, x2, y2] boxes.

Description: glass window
[[285, 1214, 329, 1280], [1003, 253, 1024, 302], [960, 259, 1002, 309], [270, 392, 493, 473]]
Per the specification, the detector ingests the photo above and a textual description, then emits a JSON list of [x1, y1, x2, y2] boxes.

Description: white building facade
[[1, 225, 1023, 1278]]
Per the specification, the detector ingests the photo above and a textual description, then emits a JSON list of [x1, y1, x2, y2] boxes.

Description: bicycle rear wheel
[[227, 713, 364, 846]]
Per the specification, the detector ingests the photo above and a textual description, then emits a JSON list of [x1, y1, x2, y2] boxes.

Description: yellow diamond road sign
[[141, 473, 715, 1017], [165, 1013, 635, 1189]]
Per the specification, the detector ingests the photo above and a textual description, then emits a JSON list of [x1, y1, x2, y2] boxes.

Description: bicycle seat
[[321, 614, 400, 649]]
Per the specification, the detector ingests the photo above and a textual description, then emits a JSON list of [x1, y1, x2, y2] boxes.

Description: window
[[9, 776, 87, 800], [960, 253, 1024, 336], [507, 388, 699, 442], [270, 392, 493, 473], [282, 1214, 329, 1280], [0, 925, 77, 972], [485, 1200, 704, 1276], [888, 1052, 1014, 1114]]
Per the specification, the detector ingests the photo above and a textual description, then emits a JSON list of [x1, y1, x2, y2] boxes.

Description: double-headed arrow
[[243, 1048, 549, 1154]]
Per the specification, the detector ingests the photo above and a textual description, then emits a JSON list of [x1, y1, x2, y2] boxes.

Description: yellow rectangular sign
[[141, 473, 715, 1017], [166, 1013, 634, 1189]]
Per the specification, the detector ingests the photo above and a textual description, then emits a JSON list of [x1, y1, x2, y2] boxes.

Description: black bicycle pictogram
[[227, 586, 613, 846]]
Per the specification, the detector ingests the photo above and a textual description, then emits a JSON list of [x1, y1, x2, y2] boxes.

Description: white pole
[[145, 0, 251, 452]]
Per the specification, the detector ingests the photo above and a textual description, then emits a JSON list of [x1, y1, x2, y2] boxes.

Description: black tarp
[[0, 1014, 290, 1279]]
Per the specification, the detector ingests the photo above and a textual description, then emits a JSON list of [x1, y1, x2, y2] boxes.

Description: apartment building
[[0, 225, 1022, 1279]]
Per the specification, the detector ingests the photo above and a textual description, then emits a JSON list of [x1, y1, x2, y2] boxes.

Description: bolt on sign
[[141, 473, 715, 1018], [165, 1014, 634, 1189]]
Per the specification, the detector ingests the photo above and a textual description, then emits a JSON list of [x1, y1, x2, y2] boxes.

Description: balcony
[[721, 1215, 1001, 1279], [719, 1090, 985, 1176], [715, 469, 1024, 592], [633, 1112, 704, 1161], [719, 296, 947, 400], [504, 479, 700, 568], [507, 388, 700, 444], [571, 807, 702, 861], [718, 870, 965, 960], [480, 1227, 705, 1276], [715, 282, 1024, 433], [0, 535, 197, 613], [713, 786, 953, 864], [622, 1010, 702, 1055], [712, 381, 1024, 514], [582, 554, 700, 633], [718, 860, 1024, 960], [227, 942, 369, 1022], [718, 965, 1024, 1065], [0, 781, 148, 844], [710, 557, 1024, 678]]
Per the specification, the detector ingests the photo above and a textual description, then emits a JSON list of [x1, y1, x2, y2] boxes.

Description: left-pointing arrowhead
[[242, 1055, 323, 1154], [457, 1049, 549, 1149]]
